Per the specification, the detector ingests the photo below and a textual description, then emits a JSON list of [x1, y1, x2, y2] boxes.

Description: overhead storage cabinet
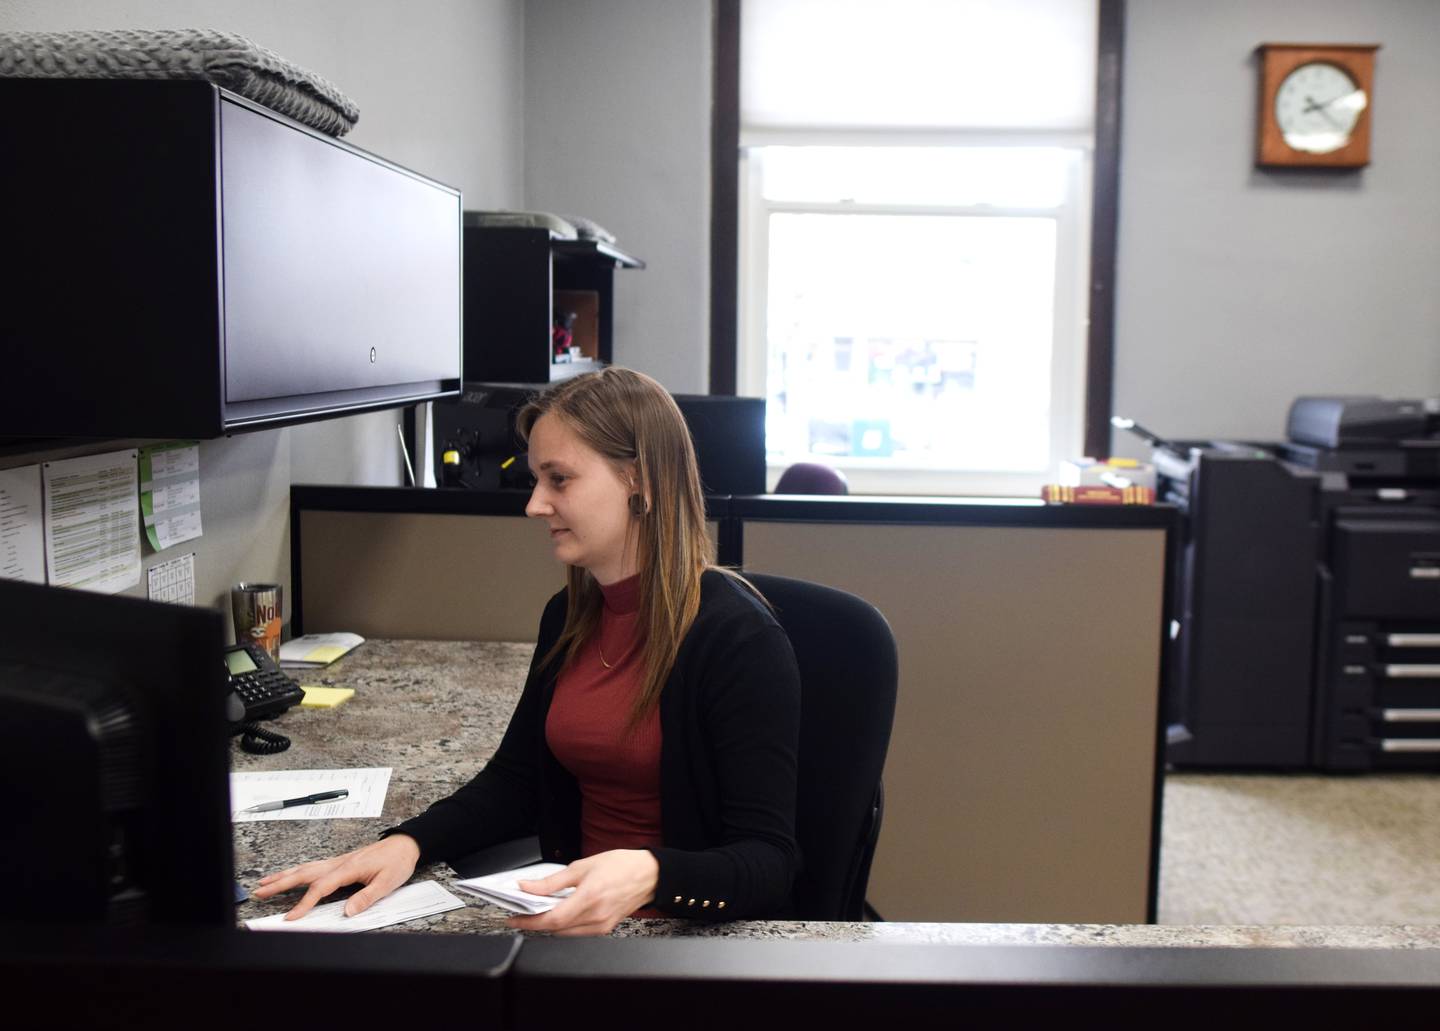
[[1, 79, 462, 438]]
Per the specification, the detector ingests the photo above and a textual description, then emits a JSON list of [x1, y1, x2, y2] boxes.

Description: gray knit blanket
[[0, 28, 359, 137]]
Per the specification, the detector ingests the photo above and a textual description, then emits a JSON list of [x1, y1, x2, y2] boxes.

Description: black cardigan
[[391, 570, 802, 921]]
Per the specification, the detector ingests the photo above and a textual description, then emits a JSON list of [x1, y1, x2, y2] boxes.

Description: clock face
[[1274, 61, 1367, 154]]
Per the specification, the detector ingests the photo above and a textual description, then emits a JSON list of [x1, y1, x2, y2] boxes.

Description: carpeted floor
[[1158, 772, 1440, 925]]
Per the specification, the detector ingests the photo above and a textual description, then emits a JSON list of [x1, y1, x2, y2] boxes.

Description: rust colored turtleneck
[[545, 574, 663, 891]]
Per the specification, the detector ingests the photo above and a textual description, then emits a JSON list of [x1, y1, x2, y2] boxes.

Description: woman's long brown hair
[[517, 367, 716, 727]]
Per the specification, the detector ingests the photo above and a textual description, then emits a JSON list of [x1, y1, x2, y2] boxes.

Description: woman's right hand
[[252, 833, 421, 920]]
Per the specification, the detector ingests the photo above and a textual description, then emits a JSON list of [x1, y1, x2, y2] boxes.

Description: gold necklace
[[599, 641, 614, 670]]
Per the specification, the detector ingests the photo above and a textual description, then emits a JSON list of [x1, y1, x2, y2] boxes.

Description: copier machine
[[1145, 397, 1440, 771]]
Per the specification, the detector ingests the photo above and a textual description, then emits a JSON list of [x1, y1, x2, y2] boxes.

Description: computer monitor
[[434, 386, 768, 496], [671, 394, 767, 496], [0, 580, 235, 926]]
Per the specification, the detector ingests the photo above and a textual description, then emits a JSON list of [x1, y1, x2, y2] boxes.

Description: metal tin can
[[231, 582, 283, 661]]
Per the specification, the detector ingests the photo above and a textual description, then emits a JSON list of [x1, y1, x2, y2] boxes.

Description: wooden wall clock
[[1256, 43, 1379, 168]]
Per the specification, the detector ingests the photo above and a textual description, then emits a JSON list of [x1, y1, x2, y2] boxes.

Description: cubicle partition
[[293, 490, 559, 642], [730, 497, 1172, 923], [291, 486, 1174, 924], [292, 488, 725, 641]]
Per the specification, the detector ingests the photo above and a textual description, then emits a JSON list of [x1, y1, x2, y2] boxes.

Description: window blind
[[740, 0, 1098, 132]]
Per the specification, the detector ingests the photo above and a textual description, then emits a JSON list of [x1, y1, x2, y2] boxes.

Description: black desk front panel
[[6, 929, 1439, 1027], [1, 926, 517, 1029]]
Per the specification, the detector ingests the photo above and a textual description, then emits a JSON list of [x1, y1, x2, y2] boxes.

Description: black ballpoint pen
[[238, 788, 349, 814]]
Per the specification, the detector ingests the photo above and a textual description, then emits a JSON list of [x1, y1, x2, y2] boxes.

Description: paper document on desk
[[280, 632, 365, 668], [453, 861, 572, 915], [230, 767, 391, 822], [244, 880, 464, 932]]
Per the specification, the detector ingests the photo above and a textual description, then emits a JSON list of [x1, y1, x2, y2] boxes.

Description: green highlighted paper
[[139, 441, 203, 551]]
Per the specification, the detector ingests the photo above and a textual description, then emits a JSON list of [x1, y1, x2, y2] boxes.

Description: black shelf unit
[[461, 217, 643, 384]]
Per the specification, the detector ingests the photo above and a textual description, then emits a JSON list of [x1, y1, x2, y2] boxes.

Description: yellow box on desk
[[1041, 483, 1156, 505]]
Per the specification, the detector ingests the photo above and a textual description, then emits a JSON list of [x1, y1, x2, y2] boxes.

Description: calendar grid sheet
[[147, 552, 196, 605]]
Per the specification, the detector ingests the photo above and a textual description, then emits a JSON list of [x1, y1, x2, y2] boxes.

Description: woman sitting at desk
[[255, 367, 802, 935]]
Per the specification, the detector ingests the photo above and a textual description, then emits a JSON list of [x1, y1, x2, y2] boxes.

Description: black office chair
[[745, 573, 898, 921]]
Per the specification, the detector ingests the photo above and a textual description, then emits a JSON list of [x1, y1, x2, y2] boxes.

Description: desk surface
[[234, 639, 1440, 949]]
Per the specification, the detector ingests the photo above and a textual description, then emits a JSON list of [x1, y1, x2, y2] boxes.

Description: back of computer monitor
[[673, 394, 767, 496], [0, 580, 235, 927]]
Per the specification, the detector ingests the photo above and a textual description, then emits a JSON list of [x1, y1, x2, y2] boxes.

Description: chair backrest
[[745, 573, 898, 920], [773, 462, 849, 495]]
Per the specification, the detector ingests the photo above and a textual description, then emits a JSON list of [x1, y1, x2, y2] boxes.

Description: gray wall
[[0, 0, 525, 627], [524, 0, 1440, 446], [523, 0, 713, 392], [1113, 0, 1440, 449], [10, 0, 1436, 596]]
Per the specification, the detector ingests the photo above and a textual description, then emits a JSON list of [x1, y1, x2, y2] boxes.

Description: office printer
[[1282, 396, 1440, 478], [1139, 397, 1440, 771]]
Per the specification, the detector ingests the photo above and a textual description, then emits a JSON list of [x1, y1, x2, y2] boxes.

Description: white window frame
[[738, 130, 1092, 497]]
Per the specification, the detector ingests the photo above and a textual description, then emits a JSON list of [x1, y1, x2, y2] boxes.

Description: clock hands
[[1302, 90, 1368, 117], [1302, 95, 1346, 130]]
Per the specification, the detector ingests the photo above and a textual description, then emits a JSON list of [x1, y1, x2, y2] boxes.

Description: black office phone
[[223, 643, 305, 724]]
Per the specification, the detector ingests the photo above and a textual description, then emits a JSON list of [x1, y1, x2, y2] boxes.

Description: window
[[737, 0, 1098, 495], [741, 144, 1088, 492]]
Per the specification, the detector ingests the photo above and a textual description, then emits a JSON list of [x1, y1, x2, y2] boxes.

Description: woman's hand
[[252, 834, 422, 920], [508, 849, 660, 936]]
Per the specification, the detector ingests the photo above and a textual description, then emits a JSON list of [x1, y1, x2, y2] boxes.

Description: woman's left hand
[[507, 849, 660, 936]]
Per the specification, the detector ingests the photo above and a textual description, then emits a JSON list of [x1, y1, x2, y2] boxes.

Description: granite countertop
[[233, 639, 1440, 949]]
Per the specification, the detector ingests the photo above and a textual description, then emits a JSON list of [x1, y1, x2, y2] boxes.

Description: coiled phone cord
[[235, 721, 291, 755]]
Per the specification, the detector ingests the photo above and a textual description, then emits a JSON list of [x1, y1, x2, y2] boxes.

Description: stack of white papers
[[279, 632, 365, 669], [453, 862, 572, 915], [244, 880, 465, 932]]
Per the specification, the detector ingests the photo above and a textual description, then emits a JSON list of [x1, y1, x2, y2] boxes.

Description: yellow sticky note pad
[[300, 686, 355, 708], [303, 645, 349, 664]]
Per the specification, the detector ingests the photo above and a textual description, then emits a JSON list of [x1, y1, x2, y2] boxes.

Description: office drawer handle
[[1383, 664, 1440, 679], [1381, 709, 1440, 723], [1381, 738, 1440, 753], [1386, 634, 1440, 648]]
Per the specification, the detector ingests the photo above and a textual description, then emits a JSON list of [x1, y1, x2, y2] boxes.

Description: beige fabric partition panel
[[742, 521, 1166, 924], [299, 511, 723, 643], [299, 511, 566, 641]]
